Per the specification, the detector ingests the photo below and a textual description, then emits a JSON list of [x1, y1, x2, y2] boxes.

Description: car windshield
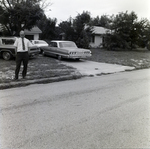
[[35, 41, 47, 44], [59, 42, 77, 48]]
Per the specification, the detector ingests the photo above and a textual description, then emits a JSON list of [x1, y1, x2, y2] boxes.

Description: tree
[[58, 18, 75, 41], [0, 0, 44, 36], [37, 15, 57, 40], [58, 11, 92, 48], [104, 11, 149, 50], [90, 15, 111, 28], [73, 11, 92, 48], [135, 18, 150, 48]]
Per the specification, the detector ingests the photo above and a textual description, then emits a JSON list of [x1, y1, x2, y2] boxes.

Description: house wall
[[34, 34, 39, 40], [24, 26, 42, 40], [90, 35, 103, 48]]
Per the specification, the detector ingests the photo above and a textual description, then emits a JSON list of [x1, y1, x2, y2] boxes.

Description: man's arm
[[13, 38, 18, 54], [27, 39, 34, 47]]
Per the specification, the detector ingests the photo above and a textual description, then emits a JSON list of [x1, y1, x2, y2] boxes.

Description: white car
[[42, 40, 92, 60], [31, 40, 48, 53]]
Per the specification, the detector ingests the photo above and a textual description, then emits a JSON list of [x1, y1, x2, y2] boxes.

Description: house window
[[91, 35, 95, 43], [25, 35, 34, 40]]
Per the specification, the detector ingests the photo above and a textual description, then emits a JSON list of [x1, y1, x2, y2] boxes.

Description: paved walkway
[[62, 60, 135, 76]]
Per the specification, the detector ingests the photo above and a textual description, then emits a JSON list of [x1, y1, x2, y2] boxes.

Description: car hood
[[61, 47, 91, 52], [29, 45, 38, 49], [35, 44, 48, 47]]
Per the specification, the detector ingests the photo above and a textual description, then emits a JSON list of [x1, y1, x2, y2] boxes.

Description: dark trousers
[[15, 52, 29, 79]]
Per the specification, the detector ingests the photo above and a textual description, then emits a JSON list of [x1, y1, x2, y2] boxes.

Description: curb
[[0, 74, 82, 90]]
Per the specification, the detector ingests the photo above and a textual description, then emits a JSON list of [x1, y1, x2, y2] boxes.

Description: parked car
[[30, 40, 48, 53], [0, 37, 40, 60], [42, 40, 92, 60]]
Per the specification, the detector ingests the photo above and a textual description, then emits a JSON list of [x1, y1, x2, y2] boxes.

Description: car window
[[2, 39, 15, 45], [34, 41, 39, 44], [59, 42, 77, 48], [35, 40, 47, 44], [49, 42, 57, 47]]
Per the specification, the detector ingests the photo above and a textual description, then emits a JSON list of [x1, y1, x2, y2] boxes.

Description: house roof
[[24, 26, 42, 35], [91, 26, 110, 35]]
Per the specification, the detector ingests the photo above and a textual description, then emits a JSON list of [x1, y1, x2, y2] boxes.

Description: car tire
[[40, 49, 43, 54], [2, 52, 12, 60], [42, 52, 46, 56], [57, 55, 62, 60], [76, 58, 80, 61]]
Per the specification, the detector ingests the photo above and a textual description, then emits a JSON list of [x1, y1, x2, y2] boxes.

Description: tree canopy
[[37, 15, 57, 40], [0, 0, 44, 36], [104, 11, 150, 50], [58, 11, 92, 48]]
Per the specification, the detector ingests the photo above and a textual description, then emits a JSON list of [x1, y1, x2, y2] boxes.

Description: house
[[90, 26, 110, 48], [24, 26, 42, 40], [0, 25, 42, 39]]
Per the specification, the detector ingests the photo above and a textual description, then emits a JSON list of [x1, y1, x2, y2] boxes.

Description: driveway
[[62, 59, 135, 76]]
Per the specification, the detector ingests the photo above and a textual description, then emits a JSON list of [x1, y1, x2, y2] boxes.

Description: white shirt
[[14, 37, 33, 52]]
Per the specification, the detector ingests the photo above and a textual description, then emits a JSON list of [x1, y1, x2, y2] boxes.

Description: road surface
[[0, 69, 150, 148]]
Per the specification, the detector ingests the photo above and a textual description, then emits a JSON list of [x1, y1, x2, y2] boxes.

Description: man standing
[[14, 30, 33, 80]]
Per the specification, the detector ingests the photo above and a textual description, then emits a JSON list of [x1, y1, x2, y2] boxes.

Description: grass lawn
[[0, 55, 77, 83], [88, 48, 150, 69]]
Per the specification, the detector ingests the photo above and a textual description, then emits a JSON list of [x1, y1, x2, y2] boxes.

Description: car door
[[46, 42, 58, 56]]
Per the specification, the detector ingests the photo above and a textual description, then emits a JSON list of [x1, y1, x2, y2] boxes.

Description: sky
[[44, 0, 150, 25]]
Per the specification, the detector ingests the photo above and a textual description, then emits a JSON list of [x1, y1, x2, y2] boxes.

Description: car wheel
[[57, 55, 62, 60], [2, 52, 12, 60], [76, 58, 80, 61], [40, 49, 43, 54], [42, 51, 46, 56]]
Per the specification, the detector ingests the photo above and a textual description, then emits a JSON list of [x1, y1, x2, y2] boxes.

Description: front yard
[[1, 48, 150, 84], [0, 55, 77, 83], [89, 48, 150, 69]]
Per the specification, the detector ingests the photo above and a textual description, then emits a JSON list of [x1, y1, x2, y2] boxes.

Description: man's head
[[20, 30, 25, 38]]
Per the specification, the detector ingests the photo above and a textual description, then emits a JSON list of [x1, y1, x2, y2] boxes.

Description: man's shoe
[[13, 77, 18, 81], [22, 76, 26, 79]]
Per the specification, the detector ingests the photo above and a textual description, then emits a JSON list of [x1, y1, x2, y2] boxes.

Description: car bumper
[[68, 54, 92, 59], [29, 49, 40, 57]]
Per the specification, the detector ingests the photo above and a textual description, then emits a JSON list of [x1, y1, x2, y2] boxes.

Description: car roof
[[51, 40, 74, 43], [31, 40, 45, 41], [0, 36, 17, 39], [32, 39, 44, 41]]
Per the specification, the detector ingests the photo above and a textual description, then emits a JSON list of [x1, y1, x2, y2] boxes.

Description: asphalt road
[[0, 69, 150, 148]]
